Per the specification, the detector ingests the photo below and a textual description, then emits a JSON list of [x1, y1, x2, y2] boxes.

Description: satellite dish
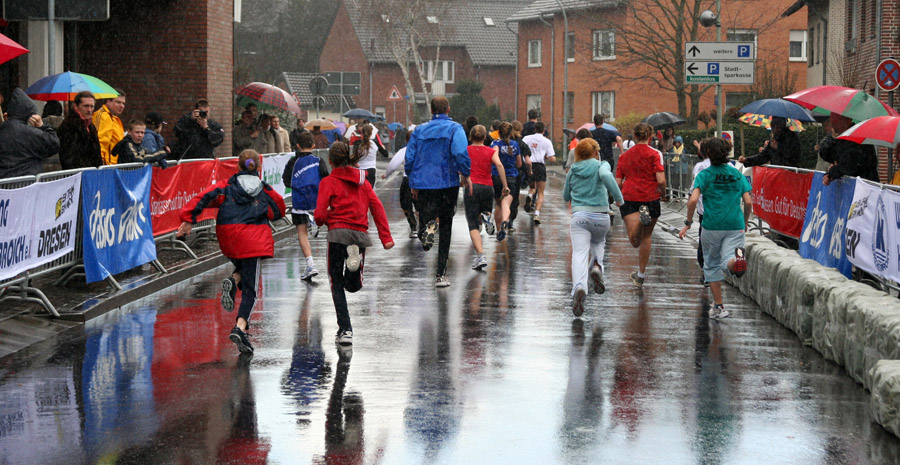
[[699, 10, 718, 28]]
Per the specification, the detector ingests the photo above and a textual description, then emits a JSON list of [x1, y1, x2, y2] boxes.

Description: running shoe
[[590, 264, 605, 294], [701, 277, 710, 287], [572, 286, 586, 317], [709, 303, 730, 320], [301, 264, 319, 281], [336, 330, 353, 345], [404, 209, 417, 231], [307, 214, 319, 237], [435, 275, 451, 287], [482, 212, 495, 235], [638, 205, 652, 226], [524, 195, 533, 213], [732, 247, 747, 277], [221, 277, 237, 312], [506, 224, 516, 232], [421, 220, 437, 251], [533, 212, 541, 225], [472, 255, 487, 270], [345, 244, 361, 272], [497, 221, 508, 242], [229, 327, 254, 354], [630, 271, 644, 289]]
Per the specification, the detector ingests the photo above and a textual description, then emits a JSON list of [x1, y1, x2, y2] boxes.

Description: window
[[566, 32, 575, 62], [592, 29, 615, 60], [790, 30, 807, 61], [816, 26, 821, 64], [424, 60, 455, 83], [375, 106, 385, 119], [591, 92, 615, 120], [526, 95, 542, 115], [808, 27, 814, 66], [564, 92, 574, 124], [725, 92, 755, 111], [848, 0, 859, 49], [528, 40, 542, 67], [426, 16, 439, 24], [483, 17, 494, 26], [727, 29, 757, 49]]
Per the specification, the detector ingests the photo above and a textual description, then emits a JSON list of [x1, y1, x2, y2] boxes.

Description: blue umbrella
[[738, 99, 816, 122], [343, 108, 376, 120], [388, 122, 403, 131]]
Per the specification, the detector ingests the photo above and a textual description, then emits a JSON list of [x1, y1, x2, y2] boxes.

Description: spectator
[[819, 113, 880, 184], [233, 109, 264, 156], [142, 112, 169, 155], [271, 115, 292, 153], [57, 91, 102, 170], [0, 88, 60, 179], [311, 126, 331, 149], [590, 114, 624, 169], [111, 119, 168, 167], [522, 109, 539, 137], [172, 98, 225, 159], [41, 101, 64, 130], [93, 89, 125, 165], [739, 116, 801, 168], [258, 114, 279, 154], [661, 127, 676, 153], [814, 118, 834, 171]]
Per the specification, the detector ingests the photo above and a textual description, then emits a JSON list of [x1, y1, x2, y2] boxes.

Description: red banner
[[150, 159, 239, 235], [750, 166, 813, 237]]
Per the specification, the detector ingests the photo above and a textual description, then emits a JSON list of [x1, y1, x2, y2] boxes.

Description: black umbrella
[[643, 111, 686, 130], [343, 108, 376, 120]]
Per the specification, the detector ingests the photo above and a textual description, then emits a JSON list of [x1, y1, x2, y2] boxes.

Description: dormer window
[[427, 16, 439, 24], [483, 17, 495, 26]]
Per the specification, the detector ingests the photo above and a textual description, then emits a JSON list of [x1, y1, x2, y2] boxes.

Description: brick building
[[1, 0, 235, 157], [318, 0, 525, 125], [506, 0, 809, 143]]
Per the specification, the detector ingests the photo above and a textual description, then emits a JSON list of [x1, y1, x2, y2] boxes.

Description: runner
[[508, 120, 531, 231], [564, 138, 623, 316], [491, 121, 522, 241], [679, 137, 751, 319], [690, 139, 711, 286], [282, 132, 329, 281], [615, 123, 666, 289], [349, 122, 387, 187], [521, 121, 556, 224], [465, 125, 509, 270], [382, 129, 418, 238]]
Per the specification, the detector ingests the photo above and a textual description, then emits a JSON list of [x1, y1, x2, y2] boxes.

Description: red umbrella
[[784, 85, 899, 122], [837, 116, 900, 148], [0, 33, 29, 65], [233, 82, 301, 115]]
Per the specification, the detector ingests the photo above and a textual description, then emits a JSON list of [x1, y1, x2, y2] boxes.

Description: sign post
[[685, 41, 756, 136], [387, 85, 403, 124], [876, 57, 900, 177]]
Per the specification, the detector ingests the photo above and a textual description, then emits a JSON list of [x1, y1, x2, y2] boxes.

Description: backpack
[[290, 154, 322, 211]]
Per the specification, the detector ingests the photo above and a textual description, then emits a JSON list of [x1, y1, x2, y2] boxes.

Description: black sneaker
[[336, 329, 353, 345], [221, 277, 237, 312], [421, 220, 437, 251], [229, 327, 254, 354], [590, 264, 605, 294], [497, 221, 508, 241], [524, 195, 533, 213]]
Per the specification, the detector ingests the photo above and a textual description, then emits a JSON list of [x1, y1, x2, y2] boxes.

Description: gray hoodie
[[0, 88, 60, 179]]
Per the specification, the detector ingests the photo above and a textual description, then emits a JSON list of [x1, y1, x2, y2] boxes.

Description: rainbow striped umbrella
[[837, 116, 900, 148], [25, 71, 118, 101], [784, 85, 899, 122], [738, 113, 805, 132]]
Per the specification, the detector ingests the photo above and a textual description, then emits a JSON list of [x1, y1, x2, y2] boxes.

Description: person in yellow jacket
[[92, 90, 125, 165]]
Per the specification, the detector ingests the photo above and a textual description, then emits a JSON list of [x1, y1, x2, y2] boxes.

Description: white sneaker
[[533, 212, 541, 225], [345, 244, 361, 272], [336, 330, 353, 345], [435, 275, 451, 287], [408, 229, 418, 239], [709, 304, 730, 320], [301, 264, 318, 281], [472, 255, 487, 270], [307, 214, 319, 237]]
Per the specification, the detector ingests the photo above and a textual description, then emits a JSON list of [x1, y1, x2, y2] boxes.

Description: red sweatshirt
[[314, 166, 393, 246]]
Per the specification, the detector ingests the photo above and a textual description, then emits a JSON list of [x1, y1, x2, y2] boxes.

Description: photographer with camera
[[172, 98, 224, 159]]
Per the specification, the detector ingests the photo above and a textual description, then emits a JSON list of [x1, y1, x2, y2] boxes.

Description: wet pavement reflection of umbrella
[[304, 118, 337, 130], [0, 33, 28, 65], [738, 99, 816, 122], [837, 116, 900, 148], [234, 82, 301, 115], [738, 113, 805, 132], [25, 71, 118, 101], [643, 111, 686, 130], [784, 85, 900, 122]]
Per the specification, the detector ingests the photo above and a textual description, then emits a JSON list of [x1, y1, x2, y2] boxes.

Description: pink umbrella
[[0, 33, 29, 65], [837, 116, 900, 148]]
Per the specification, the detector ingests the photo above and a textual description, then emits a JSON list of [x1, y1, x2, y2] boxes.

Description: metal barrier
[[663, 152, 701, 199]]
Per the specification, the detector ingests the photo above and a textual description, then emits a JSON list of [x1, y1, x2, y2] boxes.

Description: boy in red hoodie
[[315, 142, 394, 346], [177, 149, 286, 355]]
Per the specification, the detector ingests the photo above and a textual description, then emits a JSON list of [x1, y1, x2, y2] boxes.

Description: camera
[[198, 110, 208, 118]]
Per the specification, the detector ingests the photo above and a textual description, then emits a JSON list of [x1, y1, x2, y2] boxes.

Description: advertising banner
[[82, 166, 157, 283], [260, 152, 292, 198], [150, 159, 240, 235], [751, 167, 813, 238], [798, 172, 856, 278], [845, 183, 900, 282], [0, 174, 81, 281]]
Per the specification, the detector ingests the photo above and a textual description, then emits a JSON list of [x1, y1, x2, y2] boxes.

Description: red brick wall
[[76, 0, 234, 157], [476, 66, 516, 118]]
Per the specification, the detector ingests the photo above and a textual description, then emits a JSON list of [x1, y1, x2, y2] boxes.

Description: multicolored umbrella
[[234, 82, 301, 115], [837, 116, 900, 148], [784, 85, 900, 122], [25, 71, 118, 101], [0, 33, 28, 65], [739, 113, 805, 132]]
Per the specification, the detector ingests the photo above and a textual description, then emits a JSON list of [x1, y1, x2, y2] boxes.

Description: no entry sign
[[876, 58, 900, 92]]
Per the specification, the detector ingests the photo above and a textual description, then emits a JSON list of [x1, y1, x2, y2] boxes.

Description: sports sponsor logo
[[55, 186, 75, 220], [89, 191, 148, 250]]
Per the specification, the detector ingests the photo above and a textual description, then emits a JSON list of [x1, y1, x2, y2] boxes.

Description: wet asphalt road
[[2, 173, 900, 465]]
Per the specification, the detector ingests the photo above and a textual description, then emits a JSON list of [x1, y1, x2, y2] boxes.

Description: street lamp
[[699, 2, 723, 138]]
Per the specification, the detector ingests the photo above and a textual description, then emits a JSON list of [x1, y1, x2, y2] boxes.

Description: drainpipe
[[875, 0, 883, 100], [555, 0, 569, 148], [505, 20, 520, 118], [539, 14, 555, 139]]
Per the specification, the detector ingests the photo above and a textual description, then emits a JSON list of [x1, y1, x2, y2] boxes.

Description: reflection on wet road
[[2, 174, 899, 464]]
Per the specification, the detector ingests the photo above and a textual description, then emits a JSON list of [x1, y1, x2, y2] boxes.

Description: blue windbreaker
[[290, 154, 323, 211], [404, 114, 470, 190]]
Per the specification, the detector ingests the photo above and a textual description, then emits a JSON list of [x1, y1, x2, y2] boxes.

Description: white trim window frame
[[789, 30, 807, 62], [526, 94, 542, 114], [727, 28, 758, 49], [528, 39, 542, 67], [592, 29, 615, 61], [591, 91, 615, 120]]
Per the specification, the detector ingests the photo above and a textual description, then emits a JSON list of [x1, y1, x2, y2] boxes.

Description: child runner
[[690, 139, 711, 286], [564, 139, 624, 316], [679, 137, 751, 319], [349, 122, 387, 187], [282, 131, 330, 281], [382, 129, 418, 238], [315, 142, 394, 345], [177, 149, 286, 354], [509, 120, 532, 230], [491, 121, 522, 241], [521, 121, 556, 224], [465, 125, 509, 270], [615, 123, 666, 289]]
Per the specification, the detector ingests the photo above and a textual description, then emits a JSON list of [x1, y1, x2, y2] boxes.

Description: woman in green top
[[678, 137, 752, 320]]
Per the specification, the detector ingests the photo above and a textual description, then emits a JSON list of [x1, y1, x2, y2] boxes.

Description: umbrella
[[837, 116, 900, 148], [388, 122, 403, 131], [0, 33, 28, 65], [738, 113, 805, 132], [234, 82, 301, 114], [25, 71, 118, 101], [576, 122, 620, 135], [343, 108, 376, 120], [305, 118, 337, 130], [738, 99, 815, 122], [784, 85, 900, 122], [643, 111, 687, 129]]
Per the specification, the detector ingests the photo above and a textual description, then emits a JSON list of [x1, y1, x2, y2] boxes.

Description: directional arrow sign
[[685, 61, 755, 85], [685, 42, 755, 61]]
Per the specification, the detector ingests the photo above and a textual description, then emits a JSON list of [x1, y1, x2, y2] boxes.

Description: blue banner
[[82, 166, 157, 283], [798, 172, 855, 277]]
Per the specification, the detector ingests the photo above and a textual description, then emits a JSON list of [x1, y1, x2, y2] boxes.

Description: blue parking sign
[[708, 63, 719, 75], [738, 45, 750, 57]]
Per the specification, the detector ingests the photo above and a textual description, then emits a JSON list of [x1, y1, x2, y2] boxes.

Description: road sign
[[308, 76, 328, 96], [685, 42, 755, 61], [312, 96, 327, 110], [386, 85, 403, 101], [324, 72, 361, 96], [685, 61, 755, 85], [876, 58, 900, 92]]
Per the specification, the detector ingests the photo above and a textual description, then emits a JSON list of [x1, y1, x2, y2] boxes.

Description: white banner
[[0, 173, 81, 281], [261, 152, 293, 199], [845, 182, 900, 282]]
